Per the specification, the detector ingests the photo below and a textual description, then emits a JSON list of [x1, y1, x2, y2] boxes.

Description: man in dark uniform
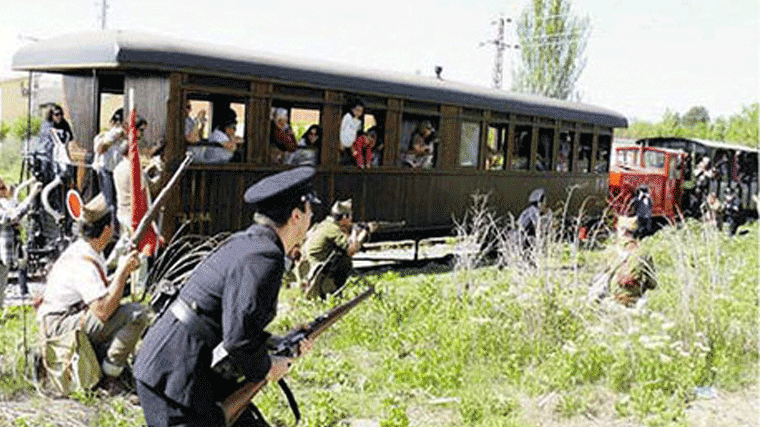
[[517, 187, 546, 248], [632, 185, 653, 238], [134, 166, 319, 427]]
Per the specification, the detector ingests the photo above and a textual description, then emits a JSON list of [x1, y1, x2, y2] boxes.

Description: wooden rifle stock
[[130, 152, 193, 249], [220, 286, 375, 426]]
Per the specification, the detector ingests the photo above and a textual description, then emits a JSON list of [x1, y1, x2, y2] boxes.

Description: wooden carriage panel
[[124, 74, 170, 154], [439, 105, 460, 168]]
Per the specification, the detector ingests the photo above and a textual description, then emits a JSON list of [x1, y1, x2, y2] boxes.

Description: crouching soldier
[[299, 199, 375, 299], [36, 193, 150, 395], [587, 216, 657, 307]]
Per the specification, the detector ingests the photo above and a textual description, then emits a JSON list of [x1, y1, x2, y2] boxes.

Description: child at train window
[[340, 98, 365, 165], [352, 127, 379, 168]]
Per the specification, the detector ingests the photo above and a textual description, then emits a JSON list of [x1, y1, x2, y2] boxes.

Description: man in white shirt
[[93, 109, 127, 216], [37, 193, 149, 395]]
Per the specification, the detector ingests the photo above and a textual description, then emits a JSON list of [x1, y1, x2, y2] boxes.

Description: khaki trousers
[[43, 302, 149, 370]]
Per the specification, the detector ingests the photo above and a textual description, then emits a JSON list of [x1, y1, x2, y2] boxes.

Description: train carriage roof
[[638, 137, 758, 154], [13, 30, 628, 128]]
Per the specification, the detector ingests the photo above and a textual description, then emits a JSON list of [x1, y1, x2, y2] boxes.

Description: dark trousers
[[136, 381, 269, 427]]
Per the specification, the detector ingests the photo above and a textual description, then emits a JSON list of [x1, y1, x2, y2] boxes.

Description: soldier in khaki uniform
[[298, 199, 374, 299], [588, 216, 657, 307]]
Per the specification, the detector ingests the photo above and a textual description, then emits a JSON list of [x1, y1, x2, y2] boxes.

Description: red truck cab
[[608, 145, 687, 221]]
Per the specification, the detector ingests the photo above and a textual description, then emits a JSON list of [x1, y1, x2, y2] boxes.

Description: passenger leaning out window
[[352, 127, 379, 169], [340, 98, 364, 166]]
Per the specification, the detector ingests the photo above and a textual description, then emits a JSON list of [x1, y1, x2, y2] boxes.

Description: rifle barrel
[[131, 152, 193, 248]]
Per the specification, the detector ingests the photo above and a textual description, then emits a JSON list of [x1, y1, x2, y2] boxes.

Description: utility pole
[[99, 0, 109, 30], [480, 14, 517, 89]]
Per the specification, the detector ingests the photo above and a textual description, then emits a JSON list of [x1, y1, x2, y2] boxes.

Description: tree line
[[617, 103, 759, 148]]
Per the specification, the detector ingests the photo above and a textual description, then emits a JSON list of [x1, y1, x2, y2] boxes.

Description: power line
[[479, 14, 518, 89]]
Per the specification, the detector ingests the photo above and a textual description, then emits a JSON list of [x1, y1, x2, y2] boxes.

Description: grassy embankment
[[0, 191, 757, 427]]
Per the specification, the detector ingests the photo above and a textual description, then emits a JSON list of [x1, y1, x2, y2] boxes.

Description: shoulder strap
[[83, 255, 109, 287]]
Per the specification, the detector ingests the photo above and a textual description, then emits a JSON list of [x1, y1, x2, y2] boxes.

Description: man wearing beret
[[299, 199, 375, 299], [134, 166, 319, 426], [36, 193, 148, 395]]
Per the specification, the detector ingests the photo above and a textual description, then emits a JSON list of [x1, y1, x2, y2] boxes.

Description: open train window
[[595, 135, 612, 172], [362, 112, 385, 167], [486, 125, 507, 170], [557, 131, 574, 172], [459, 121, 480, 167], [99, 93, 124, 132], [512, 125, 532, 171], [185, 93, 247, 164], [578, 133, 592, 173], [269, 104, 322, 166], [536, 128, 554, 171], [400, 114, 440, 169]]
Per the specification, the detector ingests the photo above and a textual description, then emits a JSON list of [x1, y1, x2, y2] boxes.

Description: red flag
[[128, 108, 158, 255]]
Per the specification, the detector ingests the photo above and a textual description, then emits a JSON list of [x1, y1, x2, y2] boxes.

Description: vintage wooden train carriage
[[637, 137, 758, 214], [13, 30, 628, 239]]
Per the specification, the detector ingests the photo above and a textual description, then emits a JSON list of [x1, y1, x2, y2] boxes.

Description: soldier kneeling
[[298, 199, 375, 299]]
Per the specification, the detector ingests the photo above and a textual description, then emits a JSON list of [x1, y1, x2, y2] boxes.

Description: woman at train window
[[270, 108, 297, 164], [402, 120, 436, 169], [285, 124, 321, 166], [188, 109, 242, 164], [340, 98, 365, 165]]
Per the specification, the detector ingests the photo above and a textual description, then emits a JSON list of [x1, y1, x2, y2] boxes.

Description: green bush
[[11, 115, 42, 141], [0, 121, 10, 142]]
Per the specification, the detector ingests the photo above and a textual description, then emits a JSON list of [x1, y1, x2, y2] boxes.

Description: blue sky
[[1, 0, 757, 123]]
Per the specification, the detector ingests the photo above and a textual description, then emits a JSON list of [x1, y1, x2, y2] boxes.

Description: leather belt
[[168, 298, 219, 346]]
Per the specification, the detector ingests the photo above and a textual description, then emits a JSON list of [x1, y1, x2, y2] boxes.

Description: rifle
[[355, 220, 406, 234], [130, 152, 193, 249], [215, 285, 375, 426]]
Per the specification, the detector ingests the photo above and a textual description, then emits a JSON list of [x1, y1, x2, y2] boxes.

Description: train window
[[557, 131, 574, 172], [184, 95, 247, 164], [400, 115, 439, 169], [669, 156, 679, 180], [512, 125, 532, 171], [578, 133, 592, 173], [486, 125, 506, 170], [595, 135, 612, 172], [185, 99, 211, 142], [363, 113, 385, 167], [536, 128, 554, 171], [644, 150, 666, 170], [99, 93, 124, 132], [459, 121, 480, 167], [287, 107, 321, 166]]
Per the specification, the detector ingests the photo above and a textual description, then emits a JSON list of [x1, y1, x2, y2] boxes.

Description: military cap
[[331, 199, 352, 216], [528, 187, 546, 204], [81, 193, 110, 224], [244, 166, 320, 206]]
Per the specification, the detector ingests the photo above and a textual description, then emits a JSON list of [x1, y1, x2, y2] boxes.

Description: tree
[[11, 115, 41, 141], [511, 0, 590, 100], [681, 106, 710, 127]]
